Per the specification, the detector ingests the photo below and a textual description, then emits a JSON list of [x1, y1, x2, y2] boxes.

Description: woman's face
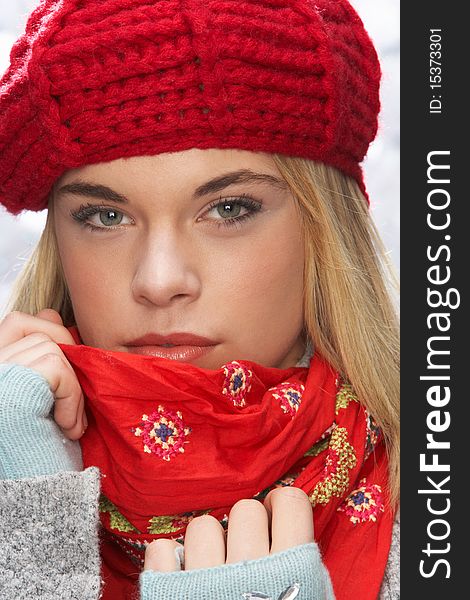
[[53, 148, 306, 369]]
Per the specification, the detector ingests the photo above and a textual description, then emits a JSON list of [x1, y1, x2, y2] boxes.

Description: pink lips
[[124, 332, 218, 363]]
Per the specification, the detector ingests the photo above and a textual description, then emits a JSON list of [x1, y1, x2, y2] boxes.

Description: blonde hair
[[8, 209, 74, 326], [271, 157, 399, 508], [8, 157, 399, 506]]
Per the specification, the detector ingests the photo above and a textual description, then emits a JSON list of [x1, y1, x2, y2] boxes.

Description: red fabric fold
[[59, 329, 393, 600]]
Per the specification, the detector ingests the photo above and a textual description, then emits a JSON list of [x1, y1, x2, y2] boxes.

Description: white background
[[0, 0, 400, 314]]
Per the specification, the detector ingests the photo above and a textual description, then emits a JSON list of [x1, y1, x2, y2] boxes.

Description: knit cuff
[[139, 542, 335, 600], [0, 364, 83, 479], [0, 467, 102, 599]]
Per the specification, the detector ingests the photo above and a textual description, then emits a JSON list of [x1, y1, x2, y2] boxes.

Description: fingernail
[[82, 412, 88, 430]]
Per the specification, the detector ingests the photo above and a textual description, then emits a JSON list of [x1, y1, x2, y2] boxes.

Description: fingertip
[[267, 486, 315, 553], [263, 486, 313, 526], [144, 539, 182, 572], [61, 424, 84, 441], [57, 406, 85, 440], [36, 309, 76, 345], [143, 541, 159, 572], [264, 486, 310, 507], [36, 309, 64, 325]]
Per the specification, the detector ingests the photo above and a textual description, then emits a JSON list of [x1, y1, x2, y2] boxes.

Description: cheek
[[57, 239, 128, 329], [211, 227, 304, 323]]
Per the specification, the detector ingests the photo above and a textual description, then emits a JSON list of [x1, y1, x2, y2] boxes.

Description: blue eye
[[216, 202, 243, 218], [99, 209, 123, 226], [206, 195, 263, 229], [71, 204, 131, 231], [70, 195, 263, 233]]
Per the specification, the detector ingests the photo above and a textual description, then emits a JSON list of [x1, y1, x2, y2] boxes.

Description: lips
[[124, 332, 219, 363], [127, 332, 217, 347]]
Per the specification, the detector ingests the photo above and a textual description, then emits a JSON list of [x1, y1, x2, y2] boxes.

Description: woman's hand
[[143, 486, 314, 572], [0, 309, 86, 440]]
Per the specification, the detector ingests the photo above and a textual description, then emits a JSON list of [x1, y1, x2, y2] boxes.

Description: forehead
[[57, 148, 282, 190]]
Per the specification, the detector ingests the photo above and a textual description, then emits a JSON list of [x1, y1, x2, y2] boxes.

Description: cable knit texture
[[0, 0, 381, 215]]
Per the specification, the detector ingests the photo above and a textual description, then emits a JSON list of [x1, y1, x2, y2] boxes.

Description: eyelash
[[70, 203, 129, 233], [70, 194, 263, 232], [204, 193, 262, 230]]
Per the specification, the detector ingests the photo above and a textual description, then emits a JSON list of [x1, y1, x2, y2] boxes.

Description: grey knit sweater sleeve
[[0, 467, 102, 599]]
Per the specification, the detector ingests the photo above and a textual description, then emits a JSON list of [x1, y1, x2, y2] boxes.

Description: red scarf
[[60, 331, 393, 600]]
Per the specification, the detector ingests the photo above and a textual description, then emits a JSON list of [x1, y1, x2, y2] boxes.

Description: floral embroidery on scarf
[[133, 405, 192, 461], [337, 478, 384, 524], [308, 426, 357, 506], [335, 380, 358, 414], [99, 494, 140, 533], [221, 361, 253, 407], [364, 410, 382, 460], [269, 382, 305, 418], [147, 510, 210, 534]]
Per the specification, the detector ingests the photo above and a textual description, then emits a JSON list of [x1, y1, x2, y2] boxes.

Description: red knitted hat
[[0, 0, 381, 215]]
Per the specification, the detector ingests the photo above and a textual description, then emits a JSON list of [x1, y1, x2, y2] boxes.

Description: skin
[[0, 148, 313, 572], [53, 148, 306, 370], [144, 486, 315, 573]]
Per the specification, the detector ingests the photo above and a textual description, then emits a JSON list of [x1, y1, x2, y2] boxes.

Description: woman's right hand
[[0, 309, 86, 440]]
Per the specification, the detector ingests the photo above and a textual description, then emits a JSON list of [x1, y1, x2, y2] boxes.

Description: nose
[[131, 229, 202, 307]]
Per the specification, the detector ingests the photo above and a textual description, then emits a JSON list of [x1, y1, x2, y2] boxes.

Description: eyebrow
[[193, 169, 289, 197], [55, 169, 289, 203]]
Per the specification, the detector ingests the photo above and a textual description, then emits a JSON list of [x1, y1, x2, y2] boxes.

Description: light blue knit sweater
[[0, 363, 336, 600]]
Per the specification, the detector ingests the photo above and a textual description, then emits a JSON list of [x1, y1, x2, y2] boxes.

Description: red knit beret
[[0, 0, 381, 215]]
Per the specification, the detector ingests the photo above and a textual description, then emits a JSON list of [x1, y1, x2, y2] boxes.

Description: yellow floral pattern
[[99, 495, 140, 533], [335, 382, 358, 414], [308, 426, 357, 506], [148, 511, 210, 534]]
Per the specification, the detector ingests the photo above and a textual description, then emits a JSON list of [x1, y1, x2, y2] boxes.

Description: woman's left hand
[[143, 486, 314, 572]]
